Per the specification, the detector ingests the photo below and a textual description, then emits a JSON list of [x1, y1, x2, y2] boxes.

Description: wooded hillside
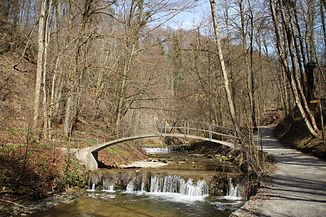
[[3, 0, 323, 141]]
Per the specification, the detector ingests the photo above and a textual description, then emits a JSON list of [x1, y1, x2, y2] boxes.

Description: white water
[[147, 192, 207, 202], [102, 184, 115, 193], [88, 175, 243, 203], [143, 147, 171, 154], [89, 174, 209, 200], [126, 178, 135, 192], [120, 160, 167, 168], [149, 175, 208, 197], [87, 183, 96, 192], [89, 175, 241, 201], [141, 179, 145, 192], [220, 178, 242, 200], [102, 176, 116, 192]]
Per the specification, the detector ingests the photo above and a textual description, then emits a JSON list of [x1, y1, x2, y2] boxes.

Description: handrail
[[159, 126, 239, 140], [72, 119, 239, 149], [158, 119, 237, 132]]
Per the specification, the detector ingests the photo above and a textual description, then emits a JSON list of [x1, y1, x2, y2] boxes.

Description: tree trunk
[[238, 0, 257, 129], [269, 0, 319, 137], [64, 95, 74, 137], [209, 0, 238, 132], [320, 0, 326, 50], [280, 0, 319, 133], [248, 1, 256, 129], [42, 0, 53, 139], [33, 0, 48, 130]]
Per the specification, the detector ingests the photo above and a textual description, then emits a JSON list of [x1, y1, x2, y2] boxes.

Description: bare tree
[[209, 0, 239, 132], [33, 0, 52, 134], [269, 0, 319, 137]]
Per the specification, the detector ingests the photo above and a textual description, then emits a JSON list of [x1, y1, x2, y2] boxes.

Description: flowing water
[[143, 147, 172, 154], [31, 192, 238, 217], [30, 146, 244, 217], [30, 184, 242, 217]]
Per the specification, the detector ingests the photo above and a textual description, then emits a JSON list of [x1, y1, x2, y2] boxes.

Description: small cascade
[[141, 181, 145, 192], [180, 179, 209, 196], [102, 174, 117, 192], [222, 178, 241, 200], [126, 178, 135, 192], [143, 147, 171, 154], [87, 183, 96, 192], [149, 175, 208, 196], [102, 184, 115, 192], [88, 172, 209, 198]]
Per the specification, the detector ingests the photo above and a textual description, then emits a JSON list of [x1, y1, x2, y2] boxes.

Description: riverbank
[[0, 189, 84, 217], [231, 127, 326, 217]]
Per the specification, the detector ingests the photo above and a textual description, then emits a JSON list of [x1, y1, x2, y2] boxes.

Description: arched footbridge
[[73, 120, 240, 170]]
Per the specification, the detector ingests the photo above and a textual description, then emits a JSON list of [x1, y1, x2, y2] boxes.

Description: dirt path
[[232, 127, 326, 217]]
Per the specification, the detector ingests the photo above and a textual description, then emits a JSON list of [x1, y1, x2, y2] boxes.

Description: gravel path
[[232, 127, 326, 217]]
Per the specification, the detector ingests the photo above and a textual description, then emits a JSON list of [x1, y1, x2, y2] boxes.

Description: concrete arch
[[90, 133, 237, 152]]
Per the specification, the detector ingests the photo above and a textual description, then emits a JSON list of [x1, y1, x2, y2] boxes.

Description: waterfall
[[87, 183, 96, 192], [88, 173, 209, 198], [180, 179, 209, 196], [149, 175, 208, 196], [102, 174, 116, 192], [141, 181, 145, 192], [102, 184, 115, 192], [221, 178, 241, 200], [143, 147, 171, 154], [126, 178, 135, 192]]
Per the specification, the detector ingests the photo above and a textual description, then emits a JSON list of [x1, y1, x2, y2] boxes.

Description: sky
[[164, 0, 211, 30]]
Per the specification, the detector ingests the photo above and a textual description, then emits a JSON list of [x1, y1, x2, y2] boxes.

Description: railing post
[[209, 124, 212, 140]]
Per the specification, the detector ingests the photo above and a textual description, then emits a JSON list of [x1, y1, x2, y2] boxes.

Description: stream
[[30, 146, 244, 217]]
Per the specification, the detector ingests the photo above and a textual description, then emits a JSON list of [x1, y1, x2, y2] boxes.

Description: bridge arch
[[89, 133, 237, 153], [74, 120, 240, 171]]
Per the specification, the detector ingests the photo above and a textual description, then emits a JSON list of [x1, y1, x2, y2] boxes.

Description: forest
[[0, 0, 325, 212]]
